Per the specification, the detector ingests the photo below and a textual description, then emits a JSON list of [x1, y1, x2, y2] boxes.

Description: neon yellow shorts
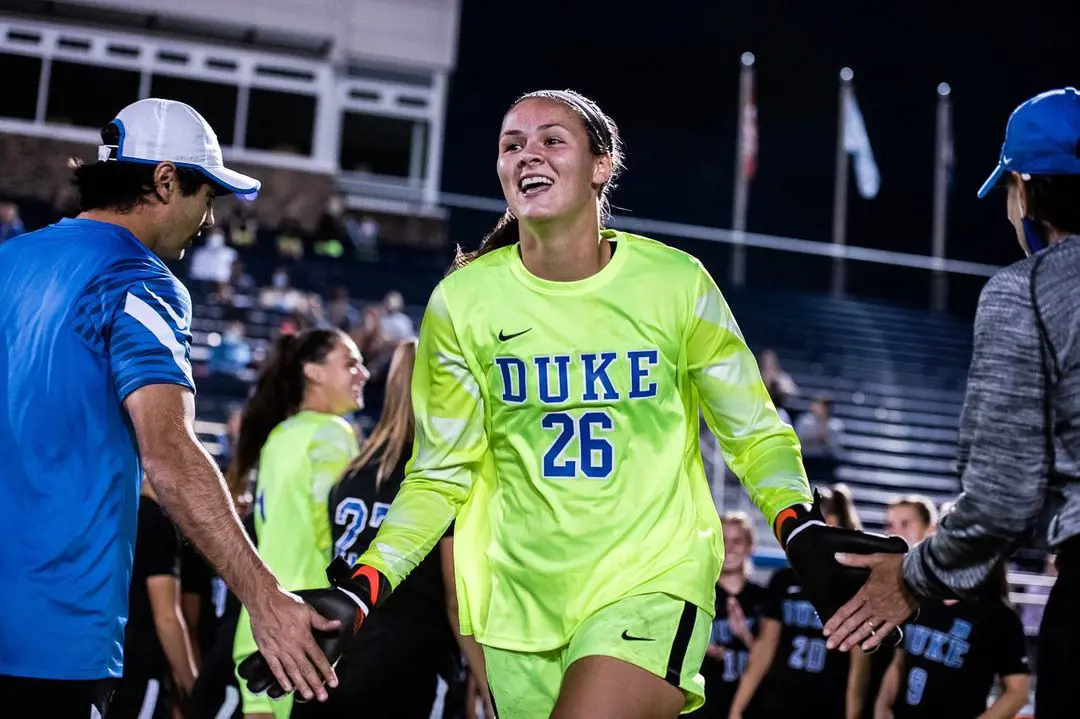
[[482, 593, 711, 718]]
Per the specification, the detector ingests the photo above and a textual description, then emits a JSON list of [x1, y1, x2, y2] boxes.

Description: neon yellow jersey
[[358, 231, 811, 652], [234, 411, 359, 668]]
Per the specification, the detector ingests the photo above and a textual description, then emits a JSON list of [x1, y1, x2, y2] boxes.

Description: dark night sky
[[440, 0, 1077, 312]]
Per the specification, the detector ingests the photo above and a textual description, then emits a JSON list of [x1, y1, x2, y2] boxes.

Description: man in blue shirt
[[0, 99, 341, 717]]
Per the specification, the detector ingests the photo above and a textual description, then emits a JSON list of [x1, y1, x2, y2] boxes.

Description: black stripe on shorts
[[664, 601, 697, 686]]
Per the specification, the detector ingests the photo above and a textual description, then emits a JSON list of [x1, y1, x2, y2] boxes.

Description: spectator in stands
[[884, 495, 938, 548], [759, 349, 798, 414], [226, 203, 259, 248], [351, 305, 394, 421], [328, 286, 360, 333], [210, 280, 239, 308], [208, 321, 253, 378], [109, 479, 198, 719], [379, 290, 416, 342], [276, 215, 305, 260], [260, 266, 305, 312], [228, 260, 257, 294], [353, 214, 380, 261], [190, 228, 237, 284], [0, 201, 25, 244], [795, 395, 845, 484], [314, 194, 350, 254]]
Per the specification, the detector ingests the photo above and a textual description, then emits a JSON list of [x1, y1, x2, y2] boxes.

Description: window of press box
[[0, 53, 41, 120], [150, 74, 238, 147], [46, 61, 140, 128], [339, 112, 427, 179], [244, 88, 315, 155]]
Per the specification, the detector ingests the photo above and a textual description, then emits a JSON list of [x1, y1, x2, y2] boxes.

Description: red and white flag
[[739, 69, 758, 181]]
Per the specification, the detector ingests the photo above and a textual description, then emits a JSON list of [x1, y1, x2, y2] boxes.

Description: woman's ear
[[592, 154, 613, 189], [302, 360, 323, 387]]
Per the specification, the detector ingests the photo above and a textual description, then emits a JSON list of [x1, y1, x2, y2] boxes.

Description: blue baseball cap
[[977, 87, 1080, 198]]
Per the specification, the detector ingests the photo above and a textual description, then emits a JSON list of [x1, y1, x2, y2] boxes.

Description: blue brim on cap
[[976, 163, 1005, 198]]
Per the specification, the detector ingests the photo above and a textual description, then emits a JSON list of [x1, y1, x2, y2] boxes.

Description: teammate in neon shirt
[[229, 329, 368, 719]]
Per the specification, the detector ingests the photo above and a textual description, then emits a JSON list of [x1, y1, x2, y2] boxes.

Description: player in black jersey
[[291, 340, 484, 719], [186, 487, 253, 719], [728, 485, 864, 719], [845, 496, 940, 719], [874, 549, 1030, 717], [109, 480, 198, 718], [687, 512, 766, 719]]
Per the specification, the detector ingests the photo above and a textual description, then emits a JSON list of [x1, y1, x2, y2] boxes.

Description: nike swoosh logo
[[621, 630, 654, 642], [143, 282, 189, 331], [498, 328, 531, 342]]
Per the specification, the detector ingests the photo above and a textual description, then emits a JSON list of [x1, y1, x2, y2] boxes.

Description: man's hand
[[775, 491, 910, 652], [822, 553, 919, 652], [126, 385, 344, 702], [239, 558, 391, 700], [246, 586, 342, 702]]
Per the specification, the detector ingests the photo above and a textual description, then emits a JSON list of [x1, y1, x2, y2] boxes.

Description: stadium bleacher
[[722, 288, 971, 532]]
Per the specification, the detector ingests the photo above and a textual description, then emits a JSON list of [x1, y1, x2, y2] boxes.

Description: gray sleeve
[[903, 267, 1049, 599]]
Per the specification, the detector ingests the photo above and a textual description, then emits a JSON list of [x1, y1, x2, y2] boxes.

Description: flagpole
[[730, 51, 755, 287], [831, 67, 853, 298], [931, 82, 952, 312]]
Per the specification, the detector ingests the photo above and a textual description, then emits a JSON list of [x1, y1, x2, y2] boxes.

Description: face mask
[[273, 273, 288, 288]]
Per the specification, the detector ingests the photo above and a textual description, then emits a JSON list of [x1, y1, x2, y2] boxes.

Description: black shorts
[[1036, 535, 1080, 719], [107, 673, 171, 719], [0, 674, 114, 718]]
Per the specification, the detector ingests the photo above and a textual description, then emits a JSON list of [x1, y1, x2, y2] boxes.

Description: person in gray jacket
[[819, 87, 1080, 719]]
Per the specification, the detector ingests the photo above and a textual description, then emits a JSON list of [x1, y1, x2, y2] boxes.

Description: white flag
[[844, 89, 880, 198]]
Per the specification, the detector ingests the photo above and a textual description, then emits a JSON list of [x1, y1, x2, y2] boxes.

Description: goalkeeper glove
[[238, 557, 391, 699], [774, 489, 909, 649]]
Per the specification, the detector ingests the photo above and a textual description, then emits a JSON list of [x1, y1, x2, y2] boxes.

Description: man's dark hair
[[1016, 174, 1080, 235], [70, 123, 212, 213]]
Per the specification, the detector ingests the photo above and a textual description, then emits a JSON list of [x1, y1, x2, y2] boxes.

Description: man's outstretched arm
[[126, 384, 340, 702]]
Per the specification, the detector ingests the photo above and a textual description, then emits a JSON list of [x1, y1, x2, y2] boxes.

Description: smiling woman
[[308, 88, 818, 719], [229, 328, 368, 719], [450, 89, 624, 275]]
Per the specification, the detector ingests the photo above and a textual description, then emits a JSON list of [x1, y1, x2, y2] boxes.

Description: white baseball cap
[[98, 98, 260, 199]]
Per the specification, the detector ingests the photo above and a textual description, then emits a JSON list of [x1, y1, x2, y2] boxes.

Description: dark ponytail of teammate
[[450, 88, 626, 273], [819, 483, 863, 531], [226, 328, 343, 495], [344, 339, 417, 489]]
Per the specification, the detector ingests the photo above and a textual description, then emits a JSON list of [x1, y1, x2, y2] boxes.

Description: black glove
[[775, 490, 909, 650], [237, 557, 391, 699]]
